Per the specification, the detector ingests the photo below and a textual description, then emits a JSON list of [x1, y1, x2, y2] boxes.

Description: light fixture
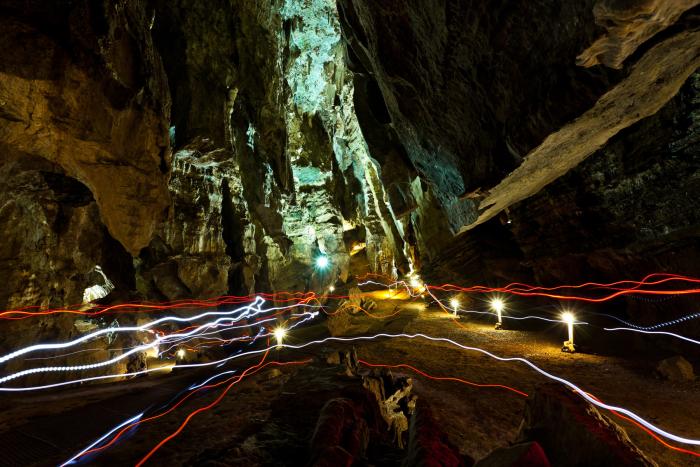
[[273, 326, 287, 348], [328, 285, 335, 293], [409, 276, 425, 292], [490, 298, 505, 330], [315, 255, 329, 270], [176, 348, 186, 359], [449, 297, 460, 316], [561, 311, 576, 353]]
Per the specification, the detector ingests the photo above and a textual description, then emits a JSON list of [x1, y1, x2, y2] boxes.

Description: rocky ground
[[1, 292, 698, 466]]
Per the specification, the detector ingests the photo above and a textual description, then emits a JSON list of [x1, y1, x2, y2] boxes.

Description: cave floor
[[1, 294, 699, 466]]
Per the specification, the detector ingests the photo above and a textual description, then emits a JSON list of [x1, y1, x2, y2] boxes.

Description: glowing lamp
[[408, 276, 425, 292], [490, 298, 504, 329], [315, 255, 329, 269], [273, 326, 287, 347], [328, 285, 335, 293], [561, 311, 576, 353], [449, 298, 460, 316], [176, 348, 186, 359]]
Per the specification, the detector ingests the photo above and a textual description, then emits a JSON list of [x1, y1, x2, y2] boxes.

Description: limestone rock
[[463, 30, 700, 232], [577, 0, 700, 69], [403, 400, 470, 467], [338, 0, 700, 322], [517, 383, 657, 467], [0, 1, 171, 256], [656, 356, 695, 381], [137, 140, 254, 299], [337, 0, 618, 235], [0, 153, 135, 313], [363, 369, 416, 449], [474, 442, 550, 467], [326, 308, 354, 337], [310, 398, 370, 467]]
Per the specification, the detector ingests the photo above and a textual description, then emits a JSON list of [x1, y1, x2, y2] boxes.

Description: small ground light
[[328, 285, 335, 292], [409, 276, 426, 295], [449, 297, 460, 316], [561, 311, 577, 353], [315, 255, 329, 269], [490, 298, 504, 330], [176, 348, 186, 359], [274, 326, 287, 348]]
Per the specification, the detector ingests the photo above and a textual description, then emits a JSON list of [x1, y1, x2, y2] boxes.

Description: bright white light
[[409, 277, 422, 289], [562, 311, 575, 346], [490, 298, 504, 313], [449, 298, 460, 309], [315, 255, 329, 269], [176, 349, 186, 359], [562, 312, 575, 325], [328, 285, 335, 292], [274, 327, 287, 346]]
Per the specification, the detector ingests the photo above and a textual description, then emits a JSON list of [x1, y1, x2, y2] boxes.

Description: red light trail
[[0, 272, 697, 464], [358, 359, 529, 397]]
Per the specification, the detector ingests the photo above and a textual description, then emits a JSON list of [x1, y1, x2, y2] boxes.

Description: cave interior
[[0, 1, 699, 466]]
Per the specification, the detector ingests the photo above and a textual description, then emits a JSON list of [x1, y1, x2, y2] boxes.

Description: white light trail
[[61, 412, 144, 466], [603, 327, 700, 346], [0, 297, 267, 365], [276, 333, 700, 446], [601, 312, 700, 331], [0, 312, 319, 391], [6, 330, 699, 447]]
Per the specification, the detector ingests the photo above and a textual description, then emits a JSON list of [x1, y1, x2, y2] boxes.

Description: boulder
[[403, 400, 472, 467], [474, 442, 549, 467], [517, 383, 657, 467], [310, 390, 383, 467], [656, 356, 695, 382], [326, 307, 355, 337]]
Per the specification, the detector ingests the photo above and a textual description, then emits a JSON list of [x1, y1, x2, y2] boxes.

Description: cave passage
[[0, 1, 699, 466]]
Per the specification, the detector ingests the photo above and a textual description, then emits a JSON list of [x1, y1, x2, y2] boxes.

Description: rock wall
[[2, 0, 699, 321], [0, 0, 170, 310], [136, 0, 412, 299], [0, 0, 415, 307], [336, 0, 700, 325]]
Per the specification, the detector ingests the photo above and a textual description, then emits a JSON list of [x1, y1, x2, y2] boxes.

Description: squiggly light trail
[[46, 332, 700, 449], [429, 294, 699, 347], [602, 327, 700, 345], [0, 291, 320, 320], [0, 296, 266, 364], [358, 359, 529, 397], [3, 273, 700, 463], [359, 272, 700, 303], [0, 310, 317, 389], [364, 277, 700, 347], [274, 333, 700, 446], [61, 412, 144, 466]]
